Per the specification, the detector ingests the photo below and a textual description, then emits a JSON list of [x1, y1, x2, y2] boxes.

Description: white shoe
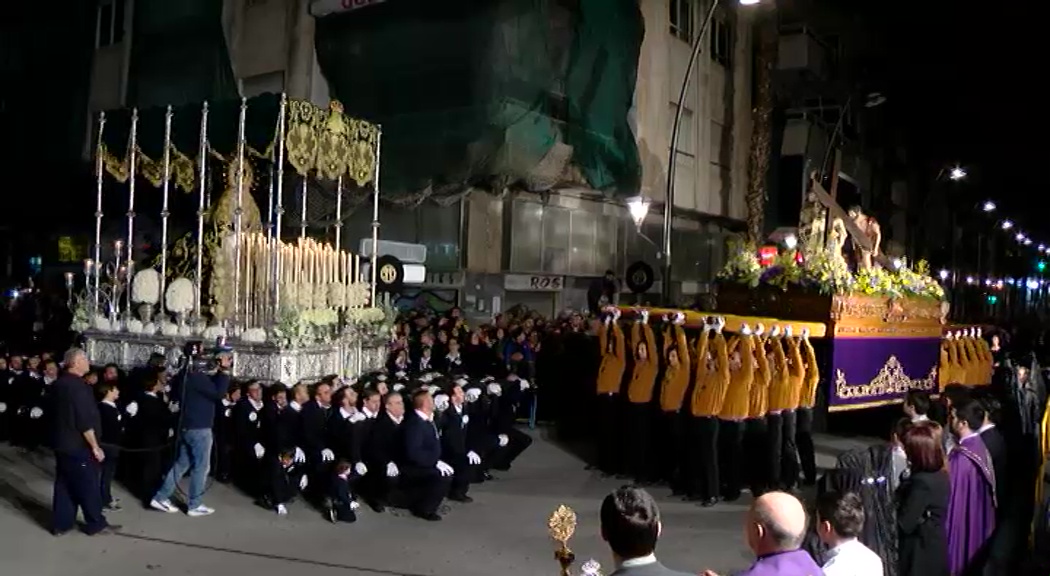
[[186, 505, 214, 517], [150, 499, 179, 514]]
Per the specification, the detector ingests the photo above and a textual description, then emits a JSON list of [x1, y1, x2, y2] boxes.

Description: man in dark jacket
[[401, 389, 453, 521], [436, 383, 480, 502], [150, 347, 231, 517]]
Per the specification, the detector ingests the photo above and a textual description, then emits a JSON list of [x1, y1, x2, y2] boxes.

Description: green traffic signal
[[987, 294, 998, 304], [1038, 260, 1047, 272]]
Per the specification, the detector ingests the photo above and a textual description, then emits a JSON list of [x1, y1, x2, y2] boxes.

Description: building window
[[668, 103, 696, 157], [669, 0, 695, 43], [511, 198, 617, 276], [96, 0, 126, 48], [710, 18, 732, 67]]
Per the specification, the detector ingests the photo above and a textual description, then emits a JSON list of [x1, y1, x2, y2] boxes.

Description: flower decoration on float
[[716, 238, 762, 287]]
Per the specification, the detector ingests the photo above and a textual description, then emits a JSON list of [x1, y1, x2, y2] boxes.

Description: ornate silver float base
[[82, 331, 387, 383]]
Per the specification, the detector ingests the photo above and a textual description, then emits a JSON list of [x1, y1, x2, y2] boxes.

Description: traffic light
[[987, 294, 998, 304], [1038, 260, 1047, 273]]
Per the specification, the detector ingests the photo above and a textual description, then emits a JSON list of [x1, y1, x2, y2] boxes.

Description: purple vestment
[[736, 549, 824, 576], [945, 433, 996, 576]]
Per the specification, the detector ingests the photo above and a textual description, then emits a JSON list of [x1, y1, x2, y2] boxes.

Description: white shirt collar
[[222, 398, 234, 406], [959, 430, 981, 443], [289, 401, 302, 412], [415, 409, 433, 422], [388, 411, 403, 425], [363, 407, 378, 419], [912, 414, 929, 423], [145, 391, 158, 397], [618, 554, 657, 570], [454, 403, 463, 414], [978, 422, 995, 433], [248, 398, 263, 411], [340, 407, 356, 420], [102, 399, 117, 408]]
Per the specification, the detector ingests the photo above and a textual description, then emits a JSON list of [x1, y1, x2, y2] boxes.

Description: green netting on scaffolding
[[314, 0, 643, 199]]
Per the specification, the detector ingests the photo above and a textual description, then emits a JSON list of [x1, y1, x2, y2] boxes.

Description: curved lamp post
[[663, 0, 765, 304]]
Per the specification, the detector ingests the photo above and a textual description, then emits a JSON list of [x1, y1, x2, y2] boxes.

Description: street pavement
[[0, 429, 877, 576]]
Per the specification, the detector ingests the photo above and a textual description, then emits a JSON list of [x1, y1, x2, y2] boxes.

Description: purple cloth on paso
[[736, 549, 824, 576], [945, 434, 997, 575]]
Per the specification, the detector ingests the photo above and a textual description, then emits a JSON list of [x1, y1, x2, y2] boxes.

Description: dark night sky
[[874, 1, 1048, 233]]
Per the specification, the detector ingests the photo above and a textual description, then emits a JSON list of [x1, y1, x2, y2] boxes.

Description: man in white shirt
[[816, 490, 883, 576]]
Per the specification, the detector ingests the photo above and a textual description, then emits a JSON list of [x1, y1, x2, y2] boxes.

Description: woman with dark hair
[[897, 422, 950, 576]]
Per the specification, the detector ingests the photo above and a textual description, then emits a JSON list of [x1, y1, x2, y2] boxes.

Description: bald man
[[704, 492, 823, 576]]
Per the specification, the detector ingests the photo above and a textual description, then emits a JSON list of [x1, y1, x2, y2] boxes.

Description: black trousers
[[52, 449, 107, 535], [657, 410, 685, 492], [685, 416, 720, 500], [595, 394, 621, 474], [624, 402, 652, 481], [449, 455, 475, 498], [780, 409, 800, 490], [766, 412, 784, 489], [490, 428, 533, 471], [795, 407, 817, 483], [100, 447, 119, 507], [718, 419, 745, 498], [744, 417, 771, 495], [400, 468, 452, 516]]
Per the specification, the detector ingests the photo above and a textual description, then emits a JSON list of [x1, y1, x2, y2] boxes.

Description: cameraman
[[149, 343, 232, 517]]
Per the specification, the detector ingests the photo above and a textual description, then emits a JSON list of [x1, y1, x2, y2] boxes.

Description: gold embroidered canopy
[[99, 94, 380, 192]]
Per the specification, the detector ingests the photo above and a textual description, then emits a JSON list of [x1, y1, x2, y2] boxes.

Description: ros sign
[[311, 0, 386, 17]]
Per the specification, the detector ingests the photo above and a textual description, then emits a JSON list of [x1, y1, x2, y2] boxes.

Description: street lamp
[[1025, 238, 1033, 246], [783, 234, 798, 250], [938, 269, 950, 281], [1002, 220, 1014, 230], [1016, 232, 1026, 242], [949, 166, 967, 181], [663, 0, 765, 304], [981, 200, 996, 212], [625, 196, 651, 231]]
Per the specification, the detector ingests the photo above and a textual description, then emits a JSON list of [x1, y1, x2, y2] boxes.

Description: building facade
[[85, 0, 756, 318]]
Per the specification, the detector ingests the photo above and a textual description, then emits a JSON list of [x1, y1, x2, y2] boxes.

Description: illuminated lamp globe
[[625, 196, 651, 230], [938, 269, 949, 281]]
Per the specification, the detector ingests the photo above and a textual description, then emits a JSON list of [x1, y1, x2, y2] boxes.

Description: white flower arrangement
[[166, 277, 195, 314], [345, 307, 385, 324], [345, 283, 369, 308], [125, 319, 145, 334], [204, 325, 227, 342], [131, 268, 162, 305], [142, 322, 158, 335], [327, 283, 346, 308], [297, 284, 314, 309], [160, 321, 179, 336], [92, 314, 113, 332], [301, 307, 339, 327], [242, 327, 268, 343]]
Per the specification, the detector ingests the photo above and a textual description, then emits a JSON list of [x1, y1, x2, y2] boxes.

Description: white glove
[[299, 475, 308, 490], [467, 451, 481, 465], [801, 328, 810, 340], [321, 448, 335, 462], [611, 309, 621, 321], [349, 412, 367, 424], [498, 433, 509, 447], [224, 408, 232, 418], [168, 428, 175, 438], [125, 401, 139, 417], [639, 310, 649, 324], [254, 443, 265, 459], [350, 501, 361, 511], [386, 461, 400, 477], [0, 402, 6, 413], [294, 447, 306, 463], [29, 407, 43, 419], [976, 327, 983, 338], [436, 460, 455, 477], [784, 326, 794, 338], [674, 312, 686, 325], [276, 504, 288, 515], [354, 462, 368, 476], [434, 394, 450, 411], [740, 323, 752, 336], [481, 376, 495, 383], [163, 384, 171, 394], [770, 325, 782, 338], [466, 388, 482, 403], [714, 317, 726, 333], [169, 402, 180, 414], [518, 379, 531, 391], [427, 385, 440, 396], [944, 331, 954, 340], [393, 383, 405, 392], [487, 383, 502, 396], [395, 370, 407, 379], [604, 315, 612, 326]]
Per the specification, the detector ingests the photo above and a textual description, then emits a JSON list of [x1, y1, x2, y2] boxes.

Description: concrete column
[[286, 0, 315, 100]]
